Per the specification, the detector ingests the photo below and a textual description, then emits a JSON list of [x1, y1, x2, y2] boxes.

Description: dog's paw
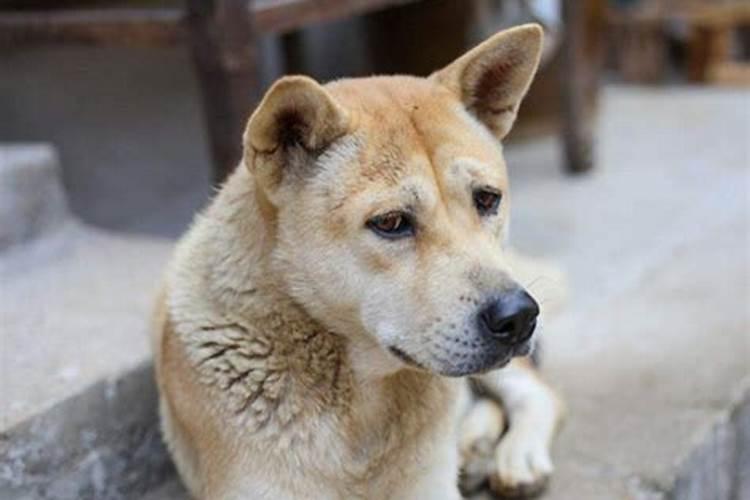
[[459, 434, 496, 494], [488, 428, 552, 498], [458, 399, 505, 494]]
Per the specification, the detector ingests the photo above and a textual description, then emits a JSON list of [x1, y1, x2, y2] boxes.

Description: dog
[[153, 23, 564, 499]]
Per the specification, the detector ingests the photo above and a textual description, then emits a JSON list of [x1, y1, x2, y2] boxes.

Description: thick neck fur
[[167, 166, 457, 454]]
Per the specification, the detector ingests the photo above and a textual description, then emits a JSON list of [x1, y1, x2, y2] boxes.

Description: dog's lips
[[388, 333, 535, 377], [482, 339, 534, 370], [434, 347, 512, 377], [484, 350, 518, 370], [388, 345, 426, 369], [512, 339, 534, 358], [433, 336, 535, 377]]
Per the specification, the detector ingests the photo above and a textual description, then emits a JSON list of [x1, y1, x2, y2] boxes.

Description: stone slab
[[1, 363, 173, 500], [0, 222, 172, 430], [0, 144, 175, 498]]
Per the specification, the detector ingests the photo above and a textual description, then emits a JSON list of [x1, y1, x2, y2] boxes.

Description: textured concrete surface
[[0, 145, 174, 498], [1, 364, 173, 500], [0, 220, 172, 429], [142, 476, 187, 500], [507, 86, 750, 499]]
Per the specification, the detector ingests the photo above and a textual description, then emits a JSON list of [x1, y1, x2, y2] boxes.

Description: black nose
[[478, 289, 539, 345]]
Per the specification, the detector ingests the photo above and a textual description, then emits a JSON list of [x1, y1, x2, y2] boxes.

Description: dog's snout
[[478, 289, 539, 345]]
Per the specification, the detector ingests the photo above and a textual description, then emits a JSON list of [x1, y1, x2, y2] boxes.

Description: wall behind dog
[[0, 18, 371, 238]]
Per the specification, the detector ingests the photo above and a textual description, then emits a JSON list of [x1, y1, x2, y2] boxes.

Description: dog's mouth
[[388, 346, 426, 369], [387, 338, 533, 377], [512, 338, 534, 358]]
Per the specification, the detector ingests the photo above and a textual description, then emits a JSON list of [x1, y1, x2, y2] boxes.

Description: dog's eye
[[367, 212, 414, 239], [473, 189, 502, 216]]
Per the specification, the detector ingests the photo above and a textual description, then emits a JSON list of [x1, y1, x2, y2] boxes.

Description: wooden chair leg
[[281, 30, 307, 75], [185, 0, 260, 185], [561, 0, 595, 174]]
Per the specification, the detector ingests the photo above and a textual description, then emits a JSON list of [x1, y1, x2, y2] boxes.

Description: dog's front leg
[[394, 437, 465, 500], [470, 358, 564, 497]]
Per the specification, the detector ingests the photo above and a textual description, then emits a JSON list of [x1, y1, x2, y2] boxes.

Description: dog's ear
[[243, 75, 350, 186], [431, 24, 543, 140]]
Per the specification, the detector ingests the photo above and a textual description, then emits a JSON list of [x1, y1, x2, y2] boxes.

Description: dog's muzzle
[[387, 287, 540, 377]]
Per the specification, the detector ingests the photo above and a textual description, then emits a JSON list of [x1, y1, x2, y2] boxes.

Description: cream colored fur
[[154, 24, 564, 499]]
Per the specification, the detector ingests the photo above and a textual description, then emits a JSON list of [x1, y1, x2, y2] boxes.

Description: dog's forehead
[[326, 76, 506, 184]]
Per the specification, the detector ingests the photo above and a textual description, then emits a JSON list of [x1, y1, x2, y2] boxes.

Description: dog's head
[[244, 25, 543, 377]]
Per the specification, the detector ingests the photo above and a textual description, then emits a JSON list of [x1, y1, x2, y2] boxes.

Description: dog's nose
[[478, 289, 539, 345]]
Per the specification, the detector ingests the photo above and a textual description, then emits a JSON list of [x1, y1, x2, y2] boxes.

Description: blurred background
[[0, 1, 748, 499]]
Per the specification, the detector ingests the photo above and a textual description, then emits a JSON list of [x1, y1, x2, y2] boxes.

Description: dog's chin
[[434, 354, 513, 378], [390, 338, 535, 378]]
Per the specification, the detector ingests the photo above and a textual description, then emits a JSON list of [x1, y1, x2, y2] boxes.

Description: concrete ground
[[1, 84, 748, 499], [0, 146, 175, 499], [508, 86, 750, 498]]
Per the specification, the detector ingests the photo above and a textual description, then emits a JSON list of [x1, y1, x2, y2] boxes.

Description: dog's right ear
[[243, 76, 350, 188]]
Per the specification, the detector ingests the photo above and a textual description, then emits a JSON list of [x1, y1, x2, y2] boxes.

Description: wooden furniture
[[0, 0, 599, 181], [607, 9, 668, 83], [561, 0, 602, 174], [606, 1, 750, 85], [0, 1, 419, 183], [682, 3, 750, 84]]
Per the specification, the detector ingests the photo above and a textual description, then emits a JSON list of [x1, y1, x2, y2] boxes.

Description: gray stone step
[[142, 478, 188, 500], [0, 144, 175, 499]]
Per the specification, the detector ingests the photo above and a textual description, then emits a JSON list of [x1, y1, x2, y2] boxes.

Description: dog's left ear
[[431, 23, 543, 140]]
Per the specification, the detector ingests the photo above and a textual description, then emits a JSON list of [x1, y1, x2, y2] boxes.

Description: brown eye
[[367, 212, 414, 239], [473, 189, 501, 216]]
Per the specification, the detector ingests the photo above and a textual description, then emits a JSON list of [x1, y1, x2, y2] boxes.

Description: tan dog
[[153, 24, 564, 499]]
